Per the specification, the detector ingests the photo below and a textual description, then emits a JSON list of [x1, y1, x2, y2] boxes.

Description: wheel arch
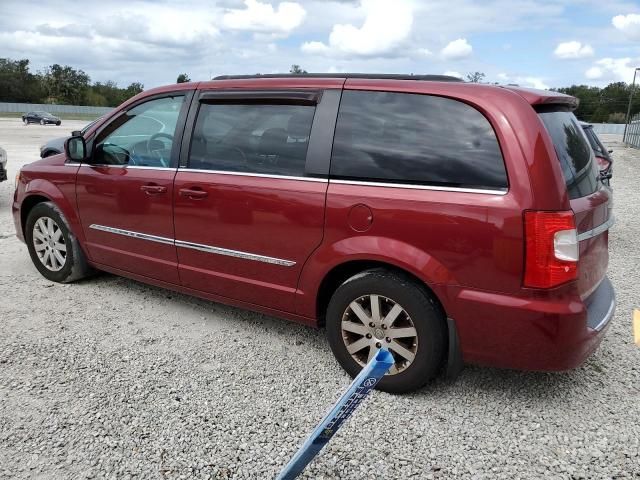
[[20, 194, 52, 238], [19, 179, 86, 248], [314, 259, 447, 327]]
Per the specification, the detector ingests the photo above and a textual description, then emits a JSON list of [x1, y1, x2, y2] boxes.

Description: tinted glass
[[538, 110, 598, 199], [94, 96, 184, 167], [189, 103, 315, 177], [583, 126, 607, 158], [330, 90, 507, 189]]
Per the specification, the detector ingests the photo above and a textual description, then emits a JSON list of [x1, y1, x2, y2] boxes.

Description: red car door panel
[[76, 166, 179, 282], [173, 172, 327, 311], [76, 93, 191, 283], [171, 89, 340, 313]]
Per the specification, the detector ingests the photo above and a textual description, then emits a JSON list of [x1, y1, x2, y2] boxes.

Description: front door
[[173, 90, 337, 312], [76, 94, 190, 283]]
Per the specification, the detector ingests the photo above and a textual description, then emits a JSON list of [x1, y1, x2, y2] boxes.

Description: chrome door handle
[[140, 184, 167, 195], [179, 188, 208, 199]]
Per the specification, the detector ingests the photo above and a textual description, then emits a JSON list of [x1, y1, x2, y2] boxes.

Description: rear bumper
[[444, 277, 615, 371]]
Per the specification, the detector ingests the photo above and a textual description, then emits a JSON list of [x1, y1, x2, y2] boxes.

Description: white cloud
[[496, 72, 549, 89], [441, 38, 472, 60], [553, 41, 594, 59], [612, 13, 640, 40], [585, 66, 603, 80], [300, 0, 414, 57], [585, 57, 638, 83], [417, 48, 432, 57], [443, 71, 463, 79], [301, 40, 329, 55], [223, 0, 306, 35], [519, 76, 549, 90]]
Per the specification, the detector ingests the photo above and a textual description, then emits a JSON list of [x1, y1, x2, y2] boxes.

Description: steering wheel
[[147, 132, 174, 166]]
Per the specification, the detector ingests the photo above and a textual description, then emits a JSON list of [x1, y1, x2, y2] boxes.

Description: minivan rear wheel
[[326, 268, 446, 394]]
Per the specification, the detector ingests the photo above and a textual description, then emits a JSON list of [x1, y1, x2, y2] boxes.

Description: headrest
[[287, 112, 313, 139]]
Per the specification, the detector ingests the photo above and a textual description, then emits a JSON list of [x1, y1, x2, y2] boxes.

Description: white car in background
[[0, 146, 7, 182]]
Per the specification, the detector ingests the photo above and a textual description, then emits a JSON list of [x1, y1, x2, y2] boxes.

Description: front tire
[[25, 202, 93, 283], [326, 269, 446, 394]]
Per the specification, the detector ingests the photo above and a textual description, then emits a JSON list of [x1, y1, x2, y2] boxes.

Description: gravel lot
[[0, 117, 639, 479]]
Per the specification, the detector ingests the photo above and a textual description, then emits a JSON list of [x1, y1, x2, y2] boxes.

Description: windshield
[[537, 108, 599, 199], [81, 116, 103, 135]]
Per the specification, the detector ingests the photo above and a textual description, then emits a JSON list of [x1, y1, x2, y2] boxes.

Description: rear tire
[[326, 268, 446, 394], [25, 202, 93, 283], [40, 119, 45, 125]]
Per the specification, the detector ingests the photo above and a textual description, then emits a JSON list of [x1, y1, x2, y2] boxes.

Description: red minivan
[[12, 74, 615, 393]]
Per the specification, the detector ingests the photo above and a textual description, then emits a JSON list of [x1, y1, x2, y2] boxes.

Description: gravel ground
[[0, 118, 639, 479]]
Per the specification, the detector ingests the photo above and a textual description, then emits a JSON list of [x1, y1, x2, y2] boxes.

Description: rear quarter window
[[537, 109, 599, 199], [330, 90, 508, 190]]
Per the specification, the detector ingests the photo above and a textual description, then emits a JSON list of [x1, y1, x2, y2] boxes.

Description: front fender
[[295, 235, 457, 318], [18, 175, 86, 248]]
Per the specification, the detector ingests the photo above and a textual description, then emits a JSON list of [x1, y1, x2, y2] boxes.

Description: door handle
[[140, 184, 167, 195], [179, 187, 208, 199]]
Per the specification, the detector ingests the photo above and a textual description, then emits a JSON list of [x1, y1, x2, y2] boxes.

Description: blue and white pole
[[276, 348, 395, 480]]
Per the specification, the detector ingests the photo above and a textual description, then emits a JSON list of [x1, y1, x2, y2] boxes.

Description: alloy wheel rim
[[341, 294, 418, 375], [32, 217, 67, 272]]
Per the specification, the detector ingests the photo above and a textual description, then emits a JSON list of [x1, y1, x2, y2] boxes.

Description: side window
[[188, 102, 316, 177], [93, 95, 185, 167], [331, 90, 508, 190]]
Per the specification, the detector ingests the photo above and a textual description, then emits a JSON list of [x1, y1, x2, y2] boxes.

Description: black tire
[[25, 202, 93, 283], [56, 121, 61, 126], [23, 118, 28, 125], [326, 268, 446, 394], [40, 119, 45, 125]]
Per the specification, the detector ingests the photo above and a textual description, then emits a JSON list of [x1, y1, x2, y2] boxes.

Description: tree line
[[2, 58, 639, 123], [0, 58, 143, 107]]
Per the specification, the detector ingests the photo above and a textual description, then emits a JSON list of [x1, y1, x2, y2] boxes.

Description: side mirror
[[608, 149, 613, 154], [71, 130, 82, 136], [64, 136, 87, 162]]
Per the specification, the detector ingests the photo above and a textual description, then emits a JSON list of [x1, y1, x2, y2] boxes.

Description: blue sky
[[1, 0, 639, 90]]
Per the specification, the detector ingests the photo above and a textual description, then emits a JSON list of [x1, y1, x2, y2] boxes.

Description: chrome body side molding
[[174, 240, 296, 266], [89, 224, 175, 245], [88, 224, 296, 267], [577, 215, 615, 242]]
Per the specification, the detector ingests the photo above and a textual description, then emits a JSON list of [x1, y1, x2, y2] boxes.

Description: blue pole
[[276, 348, 395, 480]]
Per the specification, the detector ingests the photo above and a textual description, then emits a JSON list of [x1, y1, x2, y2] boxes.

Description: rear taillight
[[524, 211, 578, 288], [596, 156, 611, 172]]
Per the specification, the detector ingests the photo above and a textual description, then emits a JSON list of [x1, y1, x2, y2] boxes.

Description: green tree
[[289, 64, 307, 75], [42, 64, 90, 105], [177, 73, 190, 83], [124, 82, 144, 99], [0, 58, 43, 102], [466, 71, 485, 83]]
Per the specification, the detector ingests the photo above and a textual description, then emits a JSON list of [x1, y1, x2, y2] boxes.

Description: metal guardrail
[[625, 114, 640, 149], [0, 102, 113, 116], [590, 123, 626, 135]]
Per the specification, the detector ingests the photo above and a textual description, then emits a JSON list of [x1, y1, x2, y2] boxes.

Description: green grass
[[0, 112, 101, 121]]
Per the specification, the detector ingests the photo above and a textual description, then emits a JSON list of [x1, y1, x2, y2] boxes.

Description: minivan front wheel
[[25, 202, 93, 283], [326, 269, 446, 394]]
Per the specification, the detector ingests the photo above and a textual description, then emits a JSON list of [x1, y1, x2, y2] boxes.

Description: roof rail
[[213, 73, 464, 82]]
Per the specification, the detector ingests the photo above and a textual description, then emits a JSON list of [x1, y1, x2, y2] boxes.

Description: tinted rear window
[[330, 90, 508, 190], [583, 126, 608, 158], [537, 109, 598, 199]]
